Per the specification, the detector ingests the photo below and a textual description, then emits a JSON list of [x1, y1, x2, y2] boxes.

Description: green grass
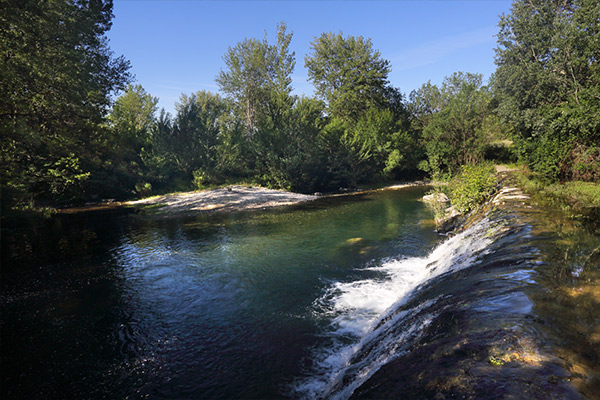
[[514, 171, 600, 207], [546, 181, 600, 207], [512, 169, 600, 227]]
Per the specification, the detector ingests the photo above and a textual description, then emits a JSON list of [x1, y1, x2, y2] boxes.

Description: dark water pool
[[2, 186, 599, 399]]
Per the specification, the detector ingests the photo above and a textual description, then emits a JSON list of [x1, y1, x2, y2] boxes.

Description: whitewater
[[293, 213, 505, 399]]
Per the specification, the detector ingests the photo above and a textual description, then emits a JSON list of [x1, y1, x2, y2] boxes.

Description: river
[[1, 185, 599, 398]]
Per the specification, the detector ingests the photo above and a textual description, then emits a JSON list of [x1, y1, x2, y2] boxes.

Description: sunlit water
[[2, 186, 599, 399]]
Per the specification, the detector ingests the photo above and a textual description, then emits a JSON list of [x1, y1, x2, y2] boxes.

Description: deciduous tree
[[0, 0, 131, 208], [216, 23, 295, 137], [305, 32, 391, 122], [494, 0, 600, 180]]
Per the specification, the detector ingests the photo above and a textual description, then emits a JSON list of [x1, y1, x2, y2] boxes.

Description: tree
[[157, 91, 228, 182], [109, 84, 158, 177], [494, 0, 600, 181], [417, 73, 492, 177], [0, 0, 131, 208], [305, 32, 391, 122], [216, 23, 295, 137], [110, 84, 158, 152], [257, 96, 330, 192]]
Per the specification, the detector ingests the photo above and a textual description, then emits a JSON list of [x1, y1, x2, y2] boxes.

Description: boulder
[[422, 192, 450, 204]]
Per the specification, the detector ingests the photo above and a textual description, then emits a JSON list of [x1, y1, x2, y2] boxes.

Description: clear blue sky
[[108, 0, 513, 115]]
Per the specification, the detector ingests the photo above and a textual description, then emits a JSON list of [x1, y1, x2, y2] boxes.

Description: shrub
[[449, 163, 497, 213], [192, 170, 210, 190], [135, 182, 152, 198]]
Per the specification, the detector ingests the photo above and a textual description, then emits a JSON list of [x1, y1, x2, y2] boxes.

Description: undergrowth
[[513, 169, 600, 228], [448, 163, 498, 213]]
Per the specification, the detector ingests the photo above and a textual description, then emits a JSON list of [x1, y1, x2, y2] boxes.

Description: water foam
[[294, 216, 500, 399]]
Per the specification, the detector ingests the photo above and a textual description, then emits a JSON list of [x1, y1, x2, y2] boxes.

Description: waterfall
[[293, 213, 505, 400]]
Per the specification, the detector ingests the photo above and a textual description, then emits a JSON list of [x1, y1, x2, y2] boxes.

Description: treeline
[[107, 25, 425, 199], [1, 0, 598, 212]]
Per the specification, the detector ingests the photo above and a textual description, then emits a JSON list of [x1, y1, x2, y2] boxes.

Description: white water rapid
[[294, 215, 503, 399]]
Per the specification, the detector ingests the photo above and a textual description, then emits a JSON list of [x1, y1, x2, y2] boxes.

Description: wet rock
[[423, 192, 450, 204], [436, 206, 463, 233]]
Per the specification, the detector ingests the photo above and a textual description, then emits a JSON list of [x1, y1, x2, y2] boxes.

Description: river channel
[[1, 185, 599, 398]]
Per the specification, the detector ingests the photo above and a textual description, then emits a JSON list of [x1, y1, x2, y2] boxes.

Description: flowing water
[[1, 185, 599, 399]]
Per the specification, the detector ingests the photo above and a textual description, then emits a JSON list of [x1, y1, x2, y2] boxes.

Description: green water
[[3, 184, 599, 399], [1, 187, 440, 399]]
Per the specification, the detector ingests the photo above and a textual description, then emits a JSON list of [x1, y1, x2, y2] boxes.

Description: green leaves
[[111, 85, 158, 139], [0, 0, 132, 207], [216, 23, 295, 136], [416, 72, 493, 177], [494, 0, 600, 181], [305, 32, 391, 122], [449, 163, 497, 213]]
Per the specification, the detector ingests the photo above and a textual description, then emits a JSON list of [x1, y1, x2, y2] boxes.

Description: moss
[[488, 356, 505, 366]]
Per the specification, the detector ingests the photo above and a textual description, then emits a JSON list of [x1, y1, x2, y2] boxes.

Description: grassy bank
[[512, 168, 600, 231], [425, 163, 498, 223]]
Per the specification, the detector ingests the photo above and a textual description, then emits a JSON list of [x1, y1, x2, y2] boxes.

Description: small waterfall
[[294, 212, 506, 400]]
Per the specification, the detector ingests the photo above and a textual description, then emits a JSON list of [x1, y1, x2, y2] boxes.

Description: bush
[[192, 170, 210, 190], [135, 182, 152, 198], [449, 163, 497, 212], [562, 143, 600, 182]]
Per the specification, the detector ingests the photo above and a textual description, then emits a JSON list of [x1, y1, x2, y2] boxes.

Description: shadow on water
[[2, 184, 599, 399], [1, 187, 440, 399]]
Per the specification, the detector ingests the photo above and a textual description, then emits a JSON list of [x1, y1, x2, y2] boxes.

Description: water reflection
[[2, 185, 599, 399], [2, 187, 441, 399]]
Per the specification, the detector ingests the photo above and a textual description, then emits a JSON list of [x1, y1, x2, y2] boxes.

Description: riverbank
[[424, 164, 600, 234], [512, 170, 600, 230], [127, 185, 318, 216], [126, 182, 429, 216]]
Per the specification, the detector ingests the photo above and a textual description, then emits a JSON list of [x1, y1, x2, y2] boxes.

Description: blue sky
[[108, 0, 513, 115]]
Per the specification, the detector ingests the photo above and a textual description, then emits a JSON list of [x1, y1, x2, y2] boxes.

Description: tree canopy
[[3, 1, 597, 212], [495, 0, 600, 181], [305, 32, 391, 122], [1, 0, 131, 208], [216, 23, 295, 136], [415, 73, 494, 177]]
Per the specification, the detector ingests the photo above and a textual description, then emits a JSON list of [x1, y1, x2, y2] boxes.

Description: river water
[[1, 185, 599, 399]]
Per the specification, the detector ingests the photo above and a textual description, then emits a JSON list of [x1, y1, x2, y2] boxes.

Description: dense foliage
[[495, 0, 600, 181], [2, 0, 597, 212], [412, 72, 500, 178], [305, 32, 391, 122], [0, 0, 131, 211], [449, 163, 498, 213]]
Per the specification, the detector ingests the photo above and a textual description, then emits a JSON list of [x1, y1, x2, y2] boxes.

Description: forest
[[1, 0, 599, 214]]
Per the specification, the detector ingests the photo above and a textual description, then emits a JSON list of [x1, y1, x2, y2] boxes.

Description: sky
[[107, 0, 514, 115]]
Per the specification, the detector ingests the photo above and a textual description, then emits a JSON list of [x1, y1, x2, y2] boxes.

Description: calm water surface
[[2, 185, 599, 399], [2, 188, 440, 398]]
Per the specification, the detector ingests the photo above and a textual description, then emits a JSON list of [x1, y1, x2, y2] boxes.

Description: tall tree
[[305, 32, 391, 122], [110, 84, 158, 150], [107, 84, 158, 194], [416, 72, 492, 176], [494, 0, 600, 180], [0, 0, 131, 208], [110, 84, 158, 165], [162, 91, 228, 179], [216, 23, 295, 137]]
